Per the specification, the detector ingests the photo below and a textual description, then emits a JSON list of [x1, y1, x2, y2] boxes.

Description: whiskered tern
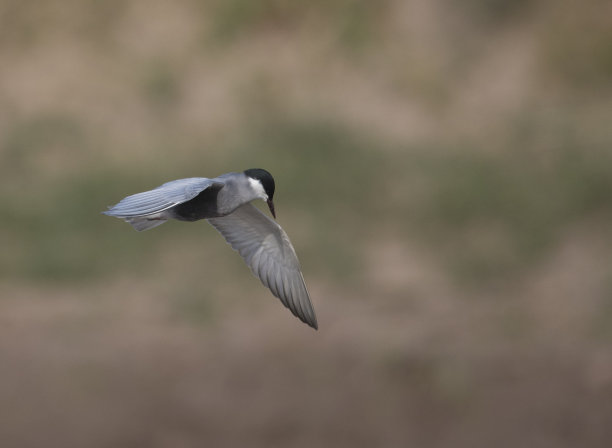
[[103, 168, 317, 329]]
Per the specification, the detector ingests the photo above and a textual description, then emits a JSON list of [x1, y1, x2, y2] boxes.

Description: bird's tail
[[102, 206, 169, 231], [124, 216, 167, 231]]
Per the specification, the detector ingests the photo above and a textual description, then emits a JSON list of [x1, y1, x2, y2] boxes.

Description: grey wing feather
[[207, 203, 318, 329], [103, 178, 221, 217]]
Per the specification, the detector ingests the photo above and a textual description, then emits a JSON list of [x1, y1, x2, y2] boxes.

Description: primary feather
[[208, 203, 318, 329], [103, 178, 220, 217]]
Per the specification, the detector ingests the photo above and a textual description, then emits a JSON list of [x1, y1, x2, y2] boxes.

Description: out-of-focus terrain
[[1, 0, 612, 446]]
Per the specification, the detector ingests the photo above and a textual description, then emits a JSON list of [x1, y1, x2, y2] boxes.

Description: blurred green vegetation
[[208, 0, 387, 49], [1, 1, 612, 447], [3, 110, 611, 287], [0, 0, 609, 340]]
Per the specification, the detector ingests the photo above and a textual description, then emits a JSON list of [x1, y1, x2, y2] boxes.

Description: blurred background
[[1, 0, 612, 446]]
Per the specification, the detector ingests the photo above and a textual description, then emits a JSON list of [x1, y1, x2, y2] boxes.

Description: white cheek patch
[[248, 177, 267, 200]]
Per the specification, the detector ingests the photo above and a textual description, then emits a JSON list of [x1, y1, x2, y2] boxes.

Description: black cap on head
[[244, 168, 275, 199], [244, 168, 276, 218]]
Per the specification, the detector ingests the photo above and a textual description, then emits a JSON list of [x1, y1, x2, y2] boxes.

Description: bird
[[102, 168, 317, 329]]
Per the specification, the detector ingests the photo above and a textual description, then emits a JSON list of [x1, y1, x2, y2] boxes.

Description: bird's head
[[244, 168, 276, 218]]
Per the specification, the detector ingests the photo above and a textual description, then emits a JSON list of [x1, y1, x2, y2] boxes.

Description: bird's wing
[[207, 203, 318, 329], [103, 177, 223, 217]]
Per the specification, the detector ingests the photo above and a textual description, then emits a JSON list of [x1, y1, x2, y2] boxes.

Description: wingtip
[[101, 205, 118, 216], [305, 305, 318, 330], [304, 316, 318, 330]]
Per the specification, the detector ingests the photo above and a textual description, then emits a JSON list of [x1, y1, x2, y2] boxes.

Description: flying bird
[[103, 168, 317, 329]]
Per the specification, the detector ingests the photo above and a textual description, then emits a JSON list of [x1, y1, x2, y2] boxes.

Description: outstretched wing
[[103, 178, 222, 218], [207, 203, 318, 329]]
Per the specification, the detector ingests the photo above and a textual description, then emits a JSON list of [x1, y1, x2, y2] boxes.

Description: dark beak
[[267, 199, 276, 219]]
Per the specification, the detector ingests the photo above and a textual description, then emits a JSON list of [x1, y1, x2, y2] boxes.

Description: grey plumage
[[208, 204, 317, 328], [103, 178, 220, 216], [103, 169, 318, 329]]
